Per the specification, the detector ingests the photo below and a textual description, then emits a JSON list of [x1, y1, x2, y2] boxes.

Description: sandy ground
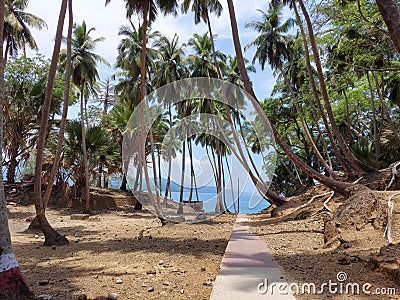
[[7, 203, 235, 300], [248, 187, 400, 300]]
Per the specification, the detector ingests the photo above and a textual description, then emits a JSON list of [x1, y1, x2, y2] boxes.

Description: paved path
[[210, 214, 296, 300]]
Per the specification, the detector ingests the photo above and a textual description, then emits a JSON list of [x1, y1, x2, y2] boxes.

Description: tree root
[[292, 191, 334, 213], [311, 191, 335, 217], [384, 192, 400, 244], [386, 162, 400, 190]]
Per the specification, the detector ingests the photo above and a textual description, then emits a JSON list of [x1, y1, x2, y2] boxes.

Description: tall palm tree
[[106, 0, 178, 224], [0, 0, 34, 297], [226, 0, 353, 198], [245, 4, 338, 179], [42, 0, 73, 210], [181, 0, 223, 76], [3, 0, 47, 65], [115, 22, 159, 110], [67, 20, 110, 213], [32, 0, 69, 246]]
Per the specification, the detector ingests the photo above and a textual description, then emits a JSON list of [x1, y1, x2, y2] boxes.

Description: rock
[[115, 279, 123, 284], [201, 266, 206, 272], [163, 281, 171, 286], [147, 287, 155, 292], [39, 279, 49, 286], [70, 214, 90, 221], [77, 295, 87, 300], [35, 234, 40, 238], [343, 243, 351, 249], [142, 283, 147, 287], [350, 256, 359, 263], [38, 295, 52, 300], [52, 246, 56, 250], [107, 292, 118, 300], [93, 275, 99, 279], [180, 289, 184, 294], [203, 280, 214, 286], [146, 269, 157, 275], [158, 260, 164, 265]]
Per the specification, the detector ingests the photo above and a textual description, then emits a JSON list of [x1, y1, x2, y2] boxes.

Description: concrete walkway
[[210, 214, 296, 300]]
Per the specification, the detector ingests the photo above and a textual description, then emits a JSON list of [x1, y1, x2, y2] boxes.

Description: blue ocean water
[[168, 191, 270, 213]]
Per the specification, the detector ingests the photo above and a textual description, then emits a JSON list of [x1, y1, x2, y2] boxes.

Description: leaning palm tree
[[0, 0, 34, 297], [106, 0, 178, 225], [3, 0, 47, 65], [32, 0, 69, 247], [67, 20, 110, 213]]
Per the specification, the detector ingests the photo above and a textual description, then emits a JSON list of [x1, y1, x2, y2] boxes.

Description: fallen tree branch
[[293, 191, 335, 213], [386, 162, 400, 191]]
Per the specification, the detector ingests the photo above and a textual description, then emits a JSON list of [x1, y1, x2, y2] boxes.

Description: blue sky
[[26, 0, 278, 104], [25, 0, 283, 200]]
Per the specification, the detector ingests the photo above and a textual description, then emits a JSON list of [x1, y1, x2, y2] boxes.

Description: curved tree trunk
[[0, 0, 34, 297], [376, 0, 400, 54], [226, 0, 353, 196], [33, 0, 69, 246], [43, 0, 73, 209], [297, 0, 373, 174]]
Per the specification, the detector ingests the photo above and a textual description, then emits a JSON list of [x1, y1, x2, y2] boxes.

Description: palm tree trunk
[[376, 0, 400, 53], [97, 163, 103, 187], [139, 0, 164, 223], [225, 155, 237, 213], [297, 0, 372, 174], [42, 0, 73, 209], [0, 0, 34, 297], [33, 0, 69, 246], [292, 3, 351, 174], [227, 0, 353, 196], [367, 71, 380, 164], [178, 138, 186, 214], [80, 85, 91, 214]]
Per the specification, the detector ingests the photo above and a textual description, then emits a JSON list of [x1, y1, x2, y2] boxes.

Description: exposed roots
[[384, 192, 400, 245]]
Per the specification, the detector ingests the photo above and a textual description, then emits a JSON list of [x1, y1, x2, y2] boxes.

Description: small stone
[[39, 279, 49, 286], [77, 295, 87, 300], [146, 270, 156, 275], [201, 266, 206, 272], [142, 283, 147, 287], [38, 294, 52, 300], [52, 246, 56, 250], [338, 255, 351, 265], [93, 275, 99, 279], [343, 243, 351, 249], [115, 279, 123, 284], [180, 289, 184, 294], [158, 260, 164, 265], [107, 292, 118, 300], [35, 234, 40, 238], [147, 287, 155, 292], [163, 281, 171, 286], [203, 281, 214, 286], [350, 256, 359, 263]]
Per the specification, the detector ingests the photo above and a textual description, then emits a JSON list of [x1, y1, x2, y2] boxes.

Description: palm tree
[[115, 22, 159, 110], [42, 0, 73, 210], [187, 32, 225, 78], [0, 0, 34, 297], [245, 4, 338, 179], [226, 0, 353, 198], [32, 0, 69, 246], [3, 0, 47, 65], [67, 20, 110, 213]]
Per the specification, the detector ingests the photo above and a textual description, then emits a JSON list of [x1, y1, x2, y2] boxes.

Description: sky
[[24, 0, 281, 199], [26, 0, 277, 101]]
